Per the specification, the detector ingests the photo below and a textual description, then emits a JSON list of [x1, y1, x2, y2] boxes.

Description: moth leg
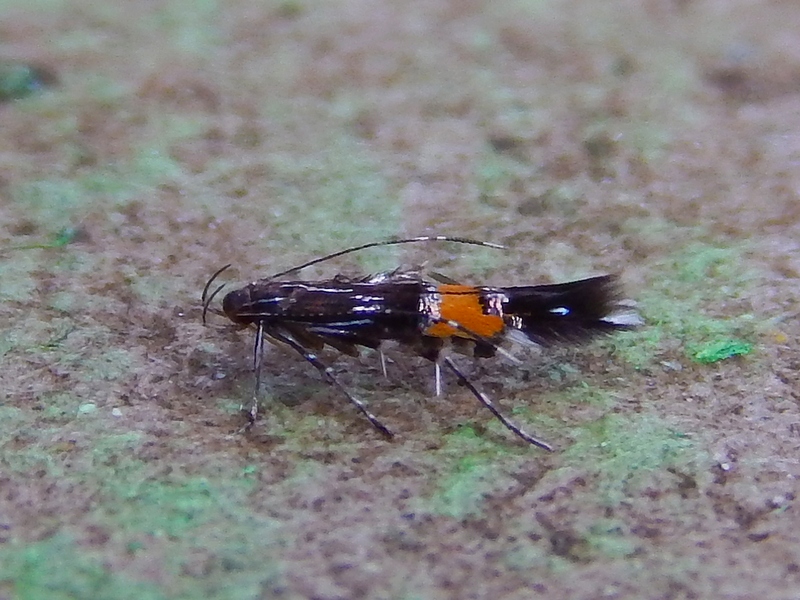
[[379, 349, 388, 379], [242, 320, 266, 427], [441, 356, 553, 451], [414, 337, 444, 398], [427, 315, 522, 365], [270, 330, 394, 438]]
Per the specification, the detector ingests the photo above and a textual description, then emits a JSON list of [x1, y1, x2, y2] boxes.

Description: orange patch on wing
[[425, 284, 505, 339]]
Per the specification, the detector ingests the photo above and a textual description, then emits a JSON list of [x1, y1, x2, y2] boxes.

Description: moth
[[202, 237, 640, 450]]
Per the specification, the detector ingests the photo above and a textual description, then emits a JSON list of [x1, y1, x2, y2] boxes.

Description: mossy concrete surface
[[2, 0, 800, 598]]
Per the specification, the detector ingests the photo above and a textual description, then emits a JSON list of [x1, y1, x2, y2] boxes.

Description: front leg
[[240, 320, 265, 428]]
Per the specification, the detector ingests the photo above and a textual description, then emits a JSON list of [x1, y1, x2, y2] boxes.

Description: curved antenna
[[201, 263, 232, 324], [268, 236, 504, 280]]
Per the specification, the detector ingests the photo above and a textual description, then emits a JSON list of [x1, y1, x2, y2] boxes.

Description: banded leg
[[241, 320, 266, 426], [271, 330, 394, 438], [423, 315, 518, 399], [442, 356, 553, 451], [429, 316, 522, 364], [379, 349, 388, 379]]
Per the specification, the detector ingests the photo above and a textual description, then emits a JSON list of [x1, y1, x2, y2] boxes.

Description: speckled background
[[1, 1, 799, 598]]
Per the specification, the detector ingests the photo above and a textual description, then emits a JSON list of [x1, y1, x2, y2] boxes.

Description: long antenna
[[268, 236, 504, 280]]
